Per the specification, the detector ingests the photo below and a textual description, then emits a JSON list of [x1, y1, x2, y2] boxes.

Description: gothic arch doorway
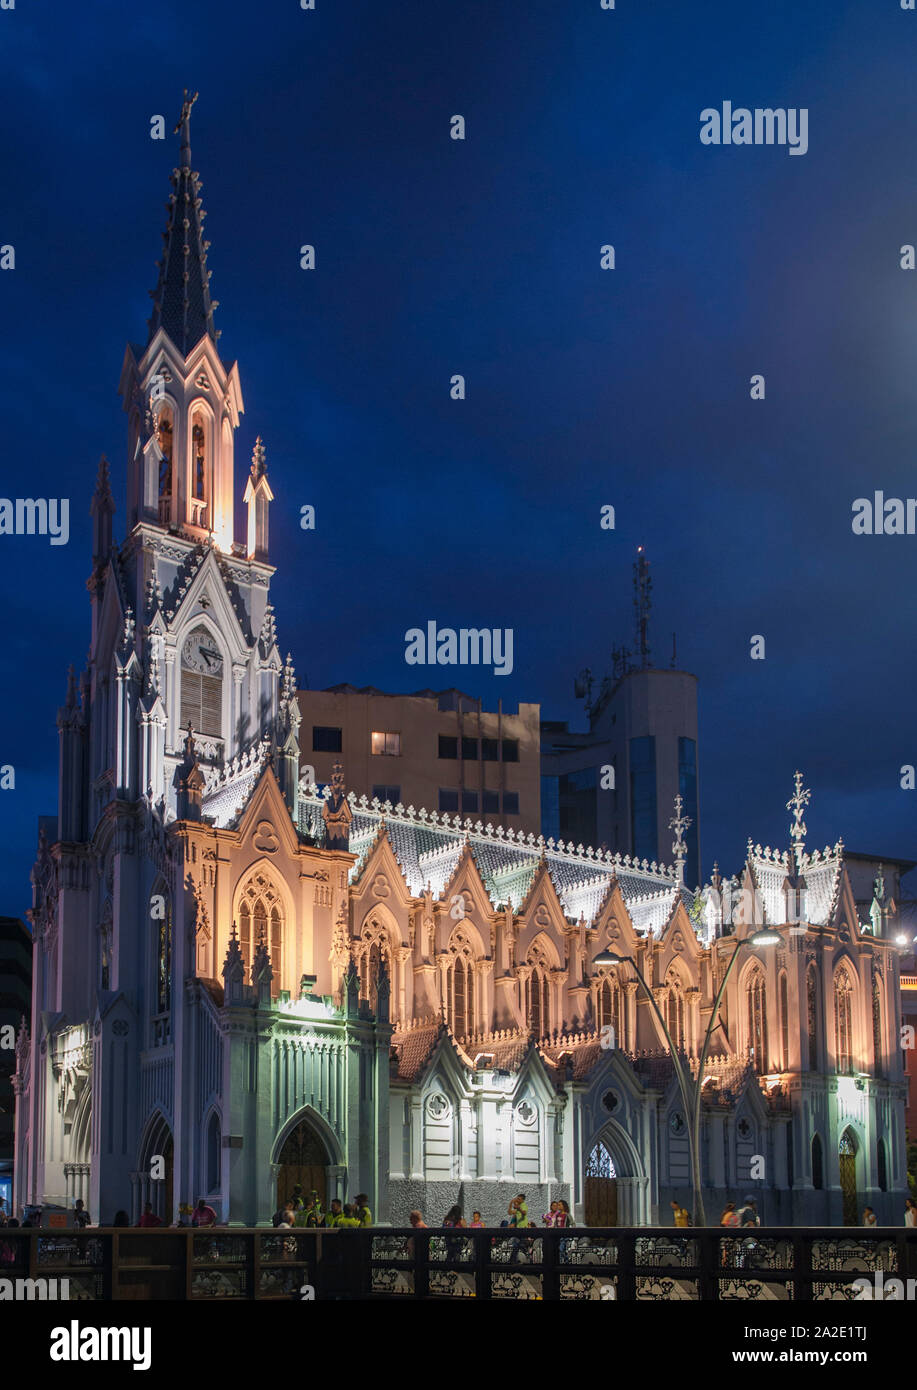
[[839, 1128, 859, 1226], [138, 1112, 173, 1224], [585, 1139, 618, 1226], [276, 1113, 333, 1210]]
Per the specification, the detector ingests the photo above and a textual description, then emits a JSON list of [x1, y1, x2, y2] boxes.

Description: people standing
[[670, 1199, 690, 1228], [905, 1198, 917, 1227], [469, 1211, 484, 1228], [73, 1198, 91, 1229], [191, 1197, 217, 1227], [862, 1206, 877, 1227], [719, 1202, 739, 1228], [324, 1199, 344, 1228], [508, 1194, 528, 1227], [354, 1193, 372, 1227], [138, 1202, 162, 1228]]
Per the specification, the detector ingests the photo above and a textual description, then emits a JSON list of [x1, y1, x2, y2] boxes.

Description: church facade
[[13, 113, 909, 1229]]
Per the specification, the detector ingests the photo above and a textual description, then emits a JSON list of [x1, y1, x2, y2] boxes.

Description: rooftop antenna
[[633, 546, 652, 670], [671, 632, 677, 669]]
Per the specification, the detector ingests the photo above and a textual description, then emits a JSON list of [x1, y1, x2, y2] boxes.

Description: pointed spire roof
[[147, 90, 220, 356]]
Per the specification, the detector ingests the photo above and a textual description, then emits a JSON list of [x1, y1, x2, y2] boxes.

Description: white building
[[13, 111, 909, 1229]]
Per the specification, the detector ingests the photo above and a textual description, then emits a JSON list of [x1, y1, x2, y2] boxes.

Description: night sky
[[1, 0, 915, 918]]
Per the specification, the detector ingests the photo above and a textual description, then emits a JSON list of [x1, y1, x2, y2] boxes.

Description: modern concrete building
[[541, 550, 700, 886], [542, 667, 700, 886], [296, 685, 542, 837]]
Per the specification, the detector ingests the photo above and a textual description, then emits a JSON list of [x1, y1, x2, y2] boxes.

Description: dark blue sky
[[1, 0, 915, 916]]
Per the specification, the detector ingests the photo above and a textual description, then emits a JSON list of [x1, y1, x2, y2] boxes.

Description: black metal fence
[[0, 1226, 914, 1300]]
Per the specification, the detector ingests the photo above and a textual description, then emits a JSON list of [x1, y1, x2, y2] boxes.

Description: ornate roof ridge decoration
[[201, 738, 267, 797], [161, 540, 208, 622], [303, 790, 678, 880]]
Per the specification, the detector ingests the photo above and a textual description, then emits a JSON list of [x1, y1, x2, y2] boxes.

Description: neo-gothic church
[[13, 111, 909, 1229]]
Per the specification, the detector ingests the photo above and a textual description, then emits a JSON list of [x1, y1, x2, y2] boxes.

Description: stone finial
[[668, 793, 692, 884], [251, 435, 267, 478], [786, 770, 811, 864]]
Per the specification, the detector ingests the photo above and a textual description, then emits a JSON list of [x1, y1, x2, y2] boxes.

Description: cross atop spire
[[147, 90, 219, 354], [786, 770, 811, 864]]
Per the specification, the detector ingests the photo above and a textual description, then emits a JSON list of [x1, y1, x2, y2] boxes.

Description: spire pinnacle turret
[[147, 90, 219, 355]]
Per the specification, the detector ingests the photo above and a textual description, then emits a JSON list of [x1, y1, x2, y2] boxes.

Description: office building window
[[629, 736, 657, 864], [482, 789, 499, 814], [461, 790, 478, 813], [558, 766, 597, 846], [502, 739, 519, 762], [461, 737, 478, 761], [313, 726, 342, 753], [439, 788, 459, 813], [482, 738, 499, 761], [371, 731, 401, 756], [438, 736, 458, 759], [372, 785, 401, 806], [503, 791, 520, 815], [541, 775, 560, 841], [678, 736, 699, 887]]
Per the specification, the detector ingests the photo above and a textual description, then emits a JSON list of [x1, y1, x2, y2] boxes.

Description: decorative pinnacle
[[786, 770, 811, 860], [174, 89, 198, 169], [669, 793, 692, 863], [251, 435, 267, 478]]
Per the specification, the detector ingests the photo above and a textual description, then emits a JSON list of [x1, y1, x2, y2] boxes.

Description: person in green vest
[[337, 1204, 361, 1229], [324, 1199, 344, 1227], [354, 1193, 372, 1227], [302, 1191, 324, 1228]]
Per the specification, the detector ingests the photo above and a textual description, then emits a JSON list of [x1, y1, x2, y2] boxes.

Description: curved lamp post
[[595, 927, 780, 1228]]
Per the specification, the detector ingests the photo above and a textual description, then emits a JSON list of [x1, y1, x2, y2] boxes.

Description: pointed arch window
[[746, 967, 768, 1074], [779, 972, 789, 1072], [812, 1133, 824, 1190], [153, 890, 172, 1018], [872, 973, 883, 1078], [834, 966, 854, 1074], [586, 1140, 616, 1179], [192, 417, 207, 501], [237, 873, 284, 1000], [157, 408, 173, 524], [664, 969, 685, 1052], [525, 943, 552, 1038], [357, 918, 390, 1015], [447, 928, 476, 1039], [598, 976, 623, 1049], [807, 966, 819, 1069]]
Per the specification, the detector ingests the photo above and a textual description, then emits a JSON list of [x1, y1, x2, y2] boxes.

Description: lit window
[[371, 731, 401, 756]]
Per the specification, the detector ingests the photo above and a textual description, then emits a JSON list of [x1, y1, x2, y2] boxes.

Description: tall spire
[[147, 90, 220, 356]]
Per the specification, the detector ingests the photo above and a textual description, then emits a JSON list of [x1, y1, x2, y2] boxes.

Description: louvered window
[[181, 672, 221, 736]]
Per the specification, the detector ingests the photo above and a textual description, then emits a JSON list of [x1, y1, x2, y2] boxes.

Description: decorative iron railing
[[0, 1226, 913, 1301]]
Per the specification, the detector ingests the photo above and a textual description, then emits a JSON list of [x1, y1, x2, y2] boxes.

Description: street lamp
[[594, 927, 780, 1227]]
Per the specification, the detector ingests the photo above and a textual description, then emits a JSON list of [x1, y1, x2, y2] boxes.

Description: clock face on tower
[[181, 628, 223, 676]]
